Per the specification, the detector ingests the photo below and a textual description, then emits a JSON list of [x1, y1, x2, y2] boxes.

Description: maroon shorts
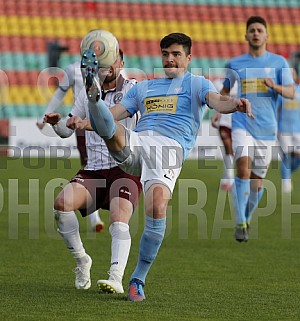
[[70, 167, 142, 216], [75, 128, 88, 167]]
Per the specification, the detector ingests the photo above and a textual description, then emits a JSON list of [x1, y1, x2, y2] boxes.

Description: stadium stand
[[0, 0, 299, 117]]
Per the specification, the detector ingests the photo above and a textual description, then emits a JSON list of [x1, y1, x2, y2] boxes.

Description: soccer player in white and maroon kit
[[44, 49, 141, 294], [211, 79, 237, 191], [37, 59, 105, 232]]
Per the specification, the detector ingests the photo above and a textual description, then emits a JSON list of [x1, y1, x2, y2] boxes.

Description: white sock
[[109, 222, 131, 281], [88, 210, 102, 226], [54, 209, 88, 266], [223, 154, 234, 179]]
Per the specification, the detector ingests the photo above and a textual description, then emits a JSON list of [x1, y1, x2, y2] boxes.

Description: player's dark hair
[[246, 16, 267, 29], [160, 33, 192, 55]]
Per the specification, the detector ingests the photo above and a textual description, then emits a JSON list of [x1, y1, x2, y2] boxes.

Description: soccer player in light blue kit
[[220, 16, 295, 242], [83, 32, 252, 301], [278, 69, 300, 193]]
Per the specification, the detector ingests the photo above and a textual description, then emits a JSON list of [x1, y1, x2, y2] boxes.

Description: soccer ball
[[80, 29, 119, 67]]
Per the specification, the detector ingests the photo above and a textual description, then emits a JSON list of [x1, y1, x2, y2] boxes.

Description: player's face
[[100, 53, 124, 84], [245, 22, 268, 50], [161, 44, 191, 78]]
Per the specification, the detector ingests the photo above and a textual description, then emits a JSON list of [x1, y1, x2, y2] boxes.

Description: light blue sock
[[131, 216, 166, 284], [232, 176, 250, 225], [281, 153, 292, 179], [291, 155, 300, 173], [88, 100, 116, 139], [245, 187, 264, 223]]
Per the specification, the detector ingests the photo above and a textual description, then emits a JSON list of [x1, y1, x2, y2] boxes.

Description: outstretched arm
[[44, 113, 74, 138], [66, 115, 90, 131], [206, 92, 254, 118], [110, 103, 132, 121]]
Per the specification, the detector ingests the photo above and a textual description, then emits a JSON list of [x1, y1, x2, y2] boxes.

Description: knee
[[145, 202, 167, 217], [145, 185, 170, 218], [110, 211, 132, 224], [109, 198, 133, 224], [54, 196, 73, 212], [236, 159, 251, 179]]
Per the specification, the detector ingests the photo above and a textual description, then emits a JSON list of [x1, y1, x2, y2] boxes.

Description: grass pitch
[[0, 157, 300, 321]]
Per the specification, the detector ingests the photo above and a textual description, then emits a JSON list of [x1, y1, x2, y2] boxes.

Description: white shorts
[[219, 113, 232, 129], [232, 128, 276, 178], [117, 130, 183, 193], [279, 133, 300, 154]]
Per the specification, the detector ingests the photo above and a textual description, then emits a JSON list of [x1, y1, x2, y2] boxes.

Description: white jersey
[[71, 76, 138, 170], [45, 61, 83, 114]]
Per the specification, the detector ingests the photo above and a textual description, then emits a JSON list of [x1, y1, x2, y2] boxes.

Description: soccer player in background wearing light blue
[[82, 32, 252, 301], [220, 16, 295, 242], [278, 68, 300, 193]]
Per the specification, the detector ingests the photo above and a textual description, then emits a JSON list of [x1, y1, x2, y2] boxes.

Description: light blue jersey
[[278, 84, 300, 134], [223, 51, 293, 140], [120, 72, 217, 159]]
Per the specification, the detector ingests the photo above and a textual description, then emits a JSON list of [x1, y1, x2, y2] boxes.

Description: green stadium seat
[[140, 56, 155, 74], [26, 105, 43, 118], [15, 105, 29, 117], [124, 55, 139, 68], [3, 105, 18, 118]]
